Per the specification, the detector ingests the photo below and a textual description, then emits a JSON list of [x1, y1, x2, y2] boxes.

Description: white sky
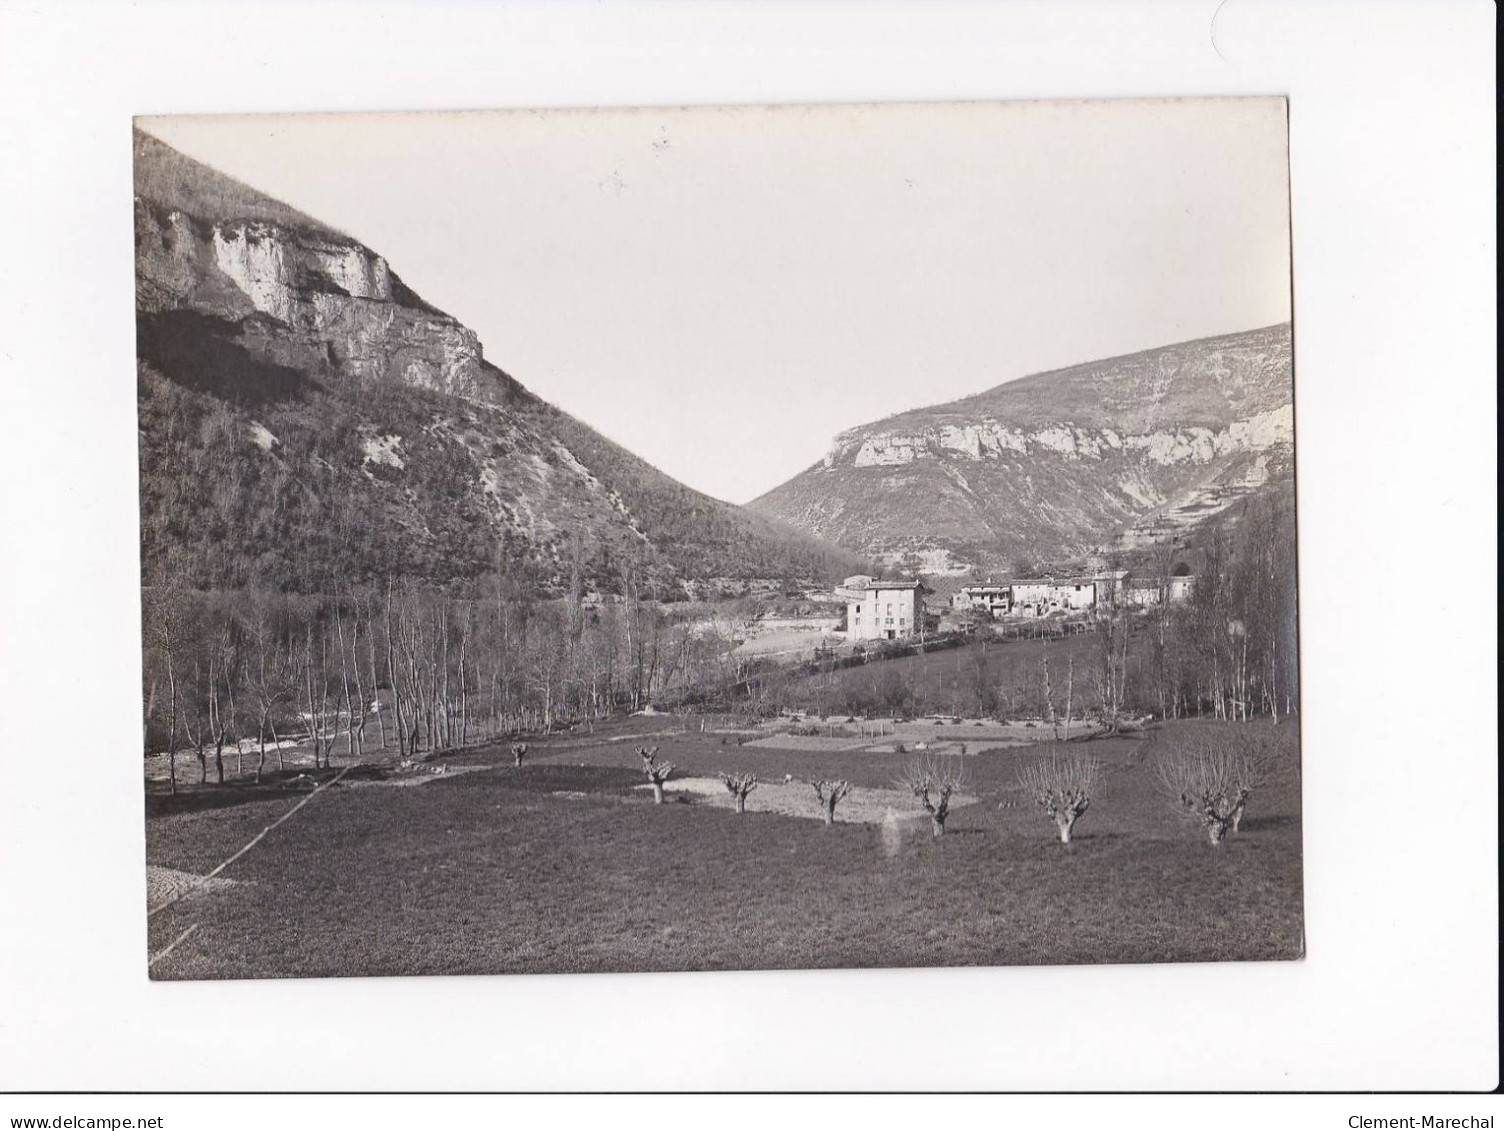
[[140, 99, 1292, 505]]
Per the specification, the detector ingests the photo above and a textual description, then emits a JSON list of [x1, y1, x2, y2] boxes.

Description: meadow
[[144, 713, 1303, 979]]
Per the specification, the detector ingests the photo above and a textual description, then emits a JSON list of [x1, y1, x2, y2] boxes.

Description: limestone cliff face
[[133, 127, 862, 594], [829, 404, 1293, 470], [135, 198, 491, 401], [750, 323, 1295, 572]]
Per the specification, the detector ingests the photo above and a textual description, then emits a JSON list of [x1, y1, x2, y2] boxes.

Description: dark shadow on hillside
[[479, 359, 541, 409], [390, 271, 444, 317], [137, 310, 312, 406]]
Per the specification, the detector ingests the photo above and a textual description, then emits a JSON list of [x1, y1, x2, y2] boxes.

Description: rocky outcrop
[[133, 127, 863, 594], [135, 199, 491, 401], [751, 324, 1295, 572], [832, 404, 1293, 470]]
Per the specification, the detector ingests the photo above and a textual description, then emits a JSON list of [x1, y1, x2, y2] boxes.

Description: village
[[722, 564, 1197, 664], [848, 567, 1194, 638]]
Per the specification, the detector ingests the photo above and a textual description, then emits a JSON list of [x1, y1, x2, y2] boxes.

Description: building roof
[[1010, 577, 1097, 587]]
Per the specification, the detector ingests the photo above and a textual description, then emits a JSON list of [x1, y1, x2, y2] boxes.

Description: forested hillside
[[135, 128, 863, 597]]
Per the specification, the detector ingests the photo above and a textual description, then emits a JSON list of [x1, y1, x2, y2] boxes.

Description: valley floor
[[144, 713, 1304, 979]]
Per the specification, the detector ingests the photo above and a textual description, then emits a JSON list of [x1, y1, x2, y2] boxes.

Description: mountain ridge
[[134, 128, 866, 596], [749, 322, 1293, 573], [832, 321, 1292, 440]]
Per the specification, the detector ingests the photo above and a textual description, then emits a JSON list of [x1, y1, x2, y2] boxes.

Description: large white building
[[844, 580, 926, 642]]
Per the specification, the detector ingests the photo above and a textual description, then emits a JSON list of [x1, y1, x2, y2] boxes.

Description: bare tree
[[1042, 652, 1059, 740], [143, 588, 185, 795], [719, 771, 757, 814], [1155, 733, 1265, 846], [301, 622, 338, 771], [334, 601, 363, 762], [1221, 730, 1269, 834], [180, 656, 211, 786], [1017, 750, 1101, 843], [637, 746, 674, 804], [511, 742, 528, 768], [1093, 611, 1131, 732], [239, 600, 294, 784], [1149, 539, 1179, 719], [207, 613, 240, 784], [386, 579, 406, 757], [362, 592, 387, 749], [896, 755, 968, 837], [1062, 655, 1075, 741], [811, 779, 853, 826]]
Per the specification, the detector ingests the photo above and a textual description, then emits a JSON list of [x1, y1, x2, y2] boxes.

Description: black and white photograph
[[2, 0, 1496, 1103], [136, 98, 1303, 980]]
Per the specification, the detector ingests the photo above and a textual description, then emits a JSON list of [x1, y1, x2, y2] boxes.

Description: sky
[[141, 98, 1292, 505]]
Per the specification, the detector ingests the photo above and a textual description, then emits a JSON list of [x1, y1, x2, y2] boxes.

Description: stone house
[[845, 580, 927, 642], [956, 583, 1013, 619], [1008, 578, 1098, 617]]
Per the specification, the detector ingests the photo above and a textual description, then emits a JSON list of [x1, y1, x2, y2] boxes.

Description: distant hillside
[[749, 324, 1294, 573], [134, 129, 864, 596]]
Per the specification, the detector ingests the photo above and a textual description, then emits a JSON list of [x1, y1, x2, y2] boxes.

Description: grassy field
[[144, 714, 1303, 979], [783, 631, 1122, 719]]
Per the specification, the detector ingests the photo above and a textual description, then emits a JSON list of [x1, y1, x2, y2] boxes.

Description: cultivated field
[[145, 713, 1303, 979], [775, 631, 1116, 721]]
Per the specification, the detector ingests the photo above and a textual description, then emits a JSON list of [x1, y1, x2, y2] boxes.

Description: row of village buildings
[[836, 571, 1195, 643]]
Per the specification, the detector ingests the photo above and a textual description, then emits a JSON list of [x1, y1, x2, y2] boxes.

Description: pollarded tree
[[811, 779, 853, 826], [638, 746, 674, 804], [1219, 729, 1269, 834], [896, 755, 968, 837], [1155, 732, 1265, 846], [1016, 750, 1102, 843], [720, 772, 758, 815]]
